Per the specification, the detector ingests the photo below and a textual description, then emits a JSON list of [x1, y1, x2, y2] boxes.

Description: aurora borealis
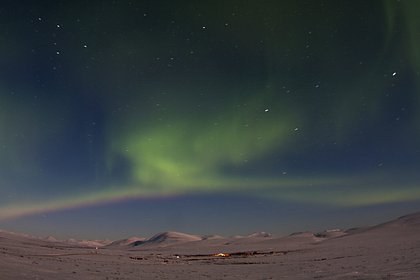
[[1, 1, 420, 238]]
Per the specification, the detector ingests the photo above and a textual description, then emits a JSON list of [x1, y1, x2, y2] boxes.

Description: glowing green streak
[[0, 174, 419, 221], [110, 95, 299, 190], [385, 1, 420, 126]]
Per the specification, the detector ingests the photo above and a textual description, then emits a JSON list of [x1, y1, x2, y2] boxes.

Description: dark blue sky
[[1, 0, 420, 239]]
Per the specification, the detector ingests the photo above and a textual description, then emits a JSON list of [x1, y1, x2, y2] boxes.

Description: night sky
[[1, 1, 420, 239]]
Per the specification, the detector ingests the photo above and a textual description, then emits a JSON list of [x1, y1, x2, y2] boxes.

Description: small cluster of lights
[[213, 253, 230, 257]]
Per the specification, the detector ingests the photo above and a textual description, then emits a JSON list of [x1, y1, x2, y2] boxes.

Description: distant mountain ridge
[[2, 211, 420, 249]]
